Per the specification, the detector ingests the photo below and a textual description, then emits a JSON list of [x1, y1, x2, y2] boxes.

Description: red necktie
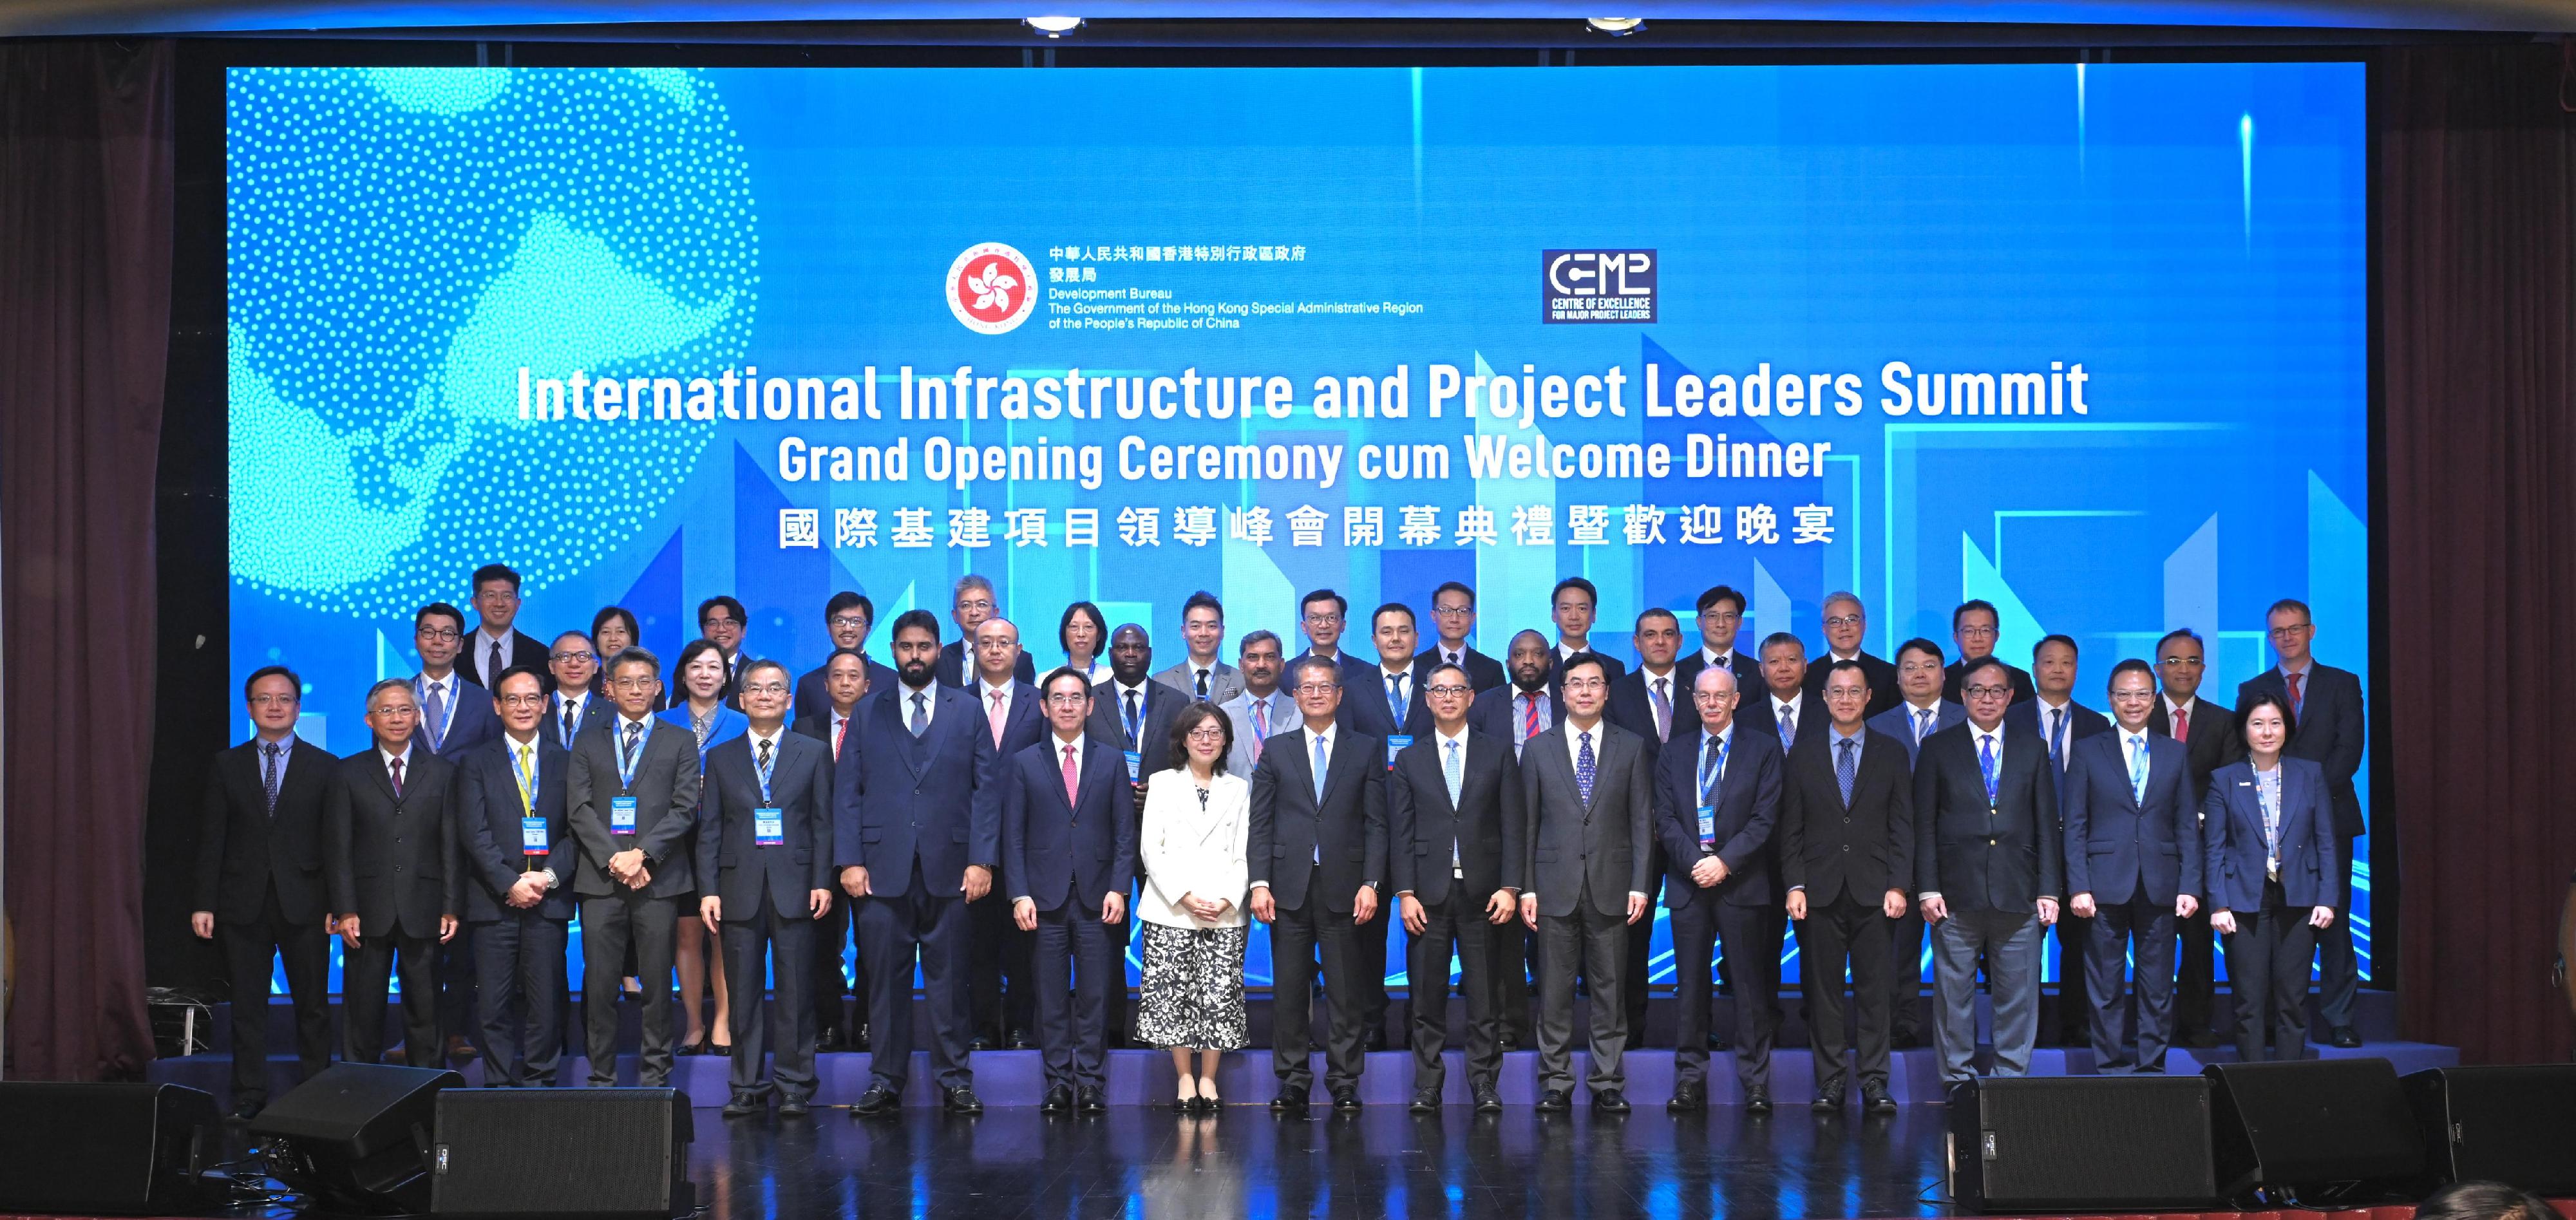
[[2285, 670, 2304, 715], [832, 717, 846, 760], [1522, 693, 1540, 741], [2172, 705, 2190, 743]]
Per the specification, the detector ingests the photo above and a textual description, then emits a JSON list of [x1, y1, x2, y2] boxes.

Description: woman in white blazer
[[1135, 702, 1251, 1112]]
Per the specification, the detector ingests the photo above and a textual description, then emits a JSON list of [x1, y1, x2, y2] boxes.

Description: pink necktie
[[1061, 743, 1079, 806], [2172, 706, 2189, 744], [1251, 700, 1269, 762], [989, 690, 1007, 747]]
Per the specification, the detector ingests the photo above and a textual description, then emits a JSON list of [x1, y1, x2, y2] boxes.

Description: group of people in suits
[[190, 559, 2368, 1119]]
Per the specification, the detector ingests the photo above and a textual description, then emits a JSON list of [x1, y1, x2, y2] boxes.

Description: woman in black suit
[[2201, 691, 2338, 1062]]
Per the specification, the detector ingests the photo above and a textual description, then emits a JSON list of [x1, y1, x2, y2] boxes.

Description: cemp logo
[[947, 242, 1038, 335]]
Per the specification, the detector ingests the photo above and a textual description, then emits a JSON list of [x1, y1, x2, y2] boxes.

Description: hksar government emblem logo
[[947, 242, 1037, 334]]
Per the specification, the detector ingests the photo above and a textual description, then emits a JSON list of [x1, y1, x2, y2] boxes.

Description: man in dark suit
[[453, 666, 575, 1087], [1605, 607, 1685, 1043], [795, 592, 900, 723], [1390, 662, 1524, 1112], [1291, 588, 1378, 694], [1917, 655, 2062, 1083], [458, 563, 553, 693], [697, 660, 836, 1117], [2150, 628, 2239, 1046], [544, 631, 607, 751], [1468, 630, 1561, 1047], [1654, 663, 1784, 1112], [1942, 600, 2036, 704], [835, 610, 1006, 1117], [1547, 578, 1628, 686], [2063, 659, 2201, 1073], [1740, 632, 1813, 747], [1866, 637, 1963, 1049], [412, 602, 498, 761], [937, 574, 1037, 688], [1676, 585, 1765, 696], [1519, 652, 1654, 1113], [794, 646, 874, 1051], [325, 679, 460, 1068], [1344, 602, 1436, 749], [2005, 633, 2112, 1045], [567, 647, 703, 1088], [966, 619, 1048, 1051], [1801, 593, 1902, 720], [190, 666, 334, 1118], [2237, 598, 2367, 1047], [1247, 655, 1387, 1111], [698, 596, 752, 701], [1786, 661, 1913, 1112], [1003, 668, 1137, 1114], [1416, 581, 1507, 693]]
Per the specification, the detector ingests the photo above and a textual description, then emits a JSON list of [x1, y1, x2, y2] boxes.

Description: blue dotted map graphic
[[228, 67, 758, 615]]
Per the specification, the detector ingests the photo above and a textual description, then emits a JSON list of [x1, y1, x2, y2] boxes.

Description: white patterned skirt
[[1134, 923, 1249, 1050]]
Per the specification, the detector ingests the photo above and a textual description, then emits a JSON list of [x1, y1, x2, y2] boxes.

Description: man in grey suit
[[1217, 630, 1294, 779], [2236, 598, 2367, 1048], [1518, 652, 1654, 1114], [1917, 655, 2062, 1084], [567, 647, 703, 1087], [1153, 590, 1245, 704], [1866, 637, 1964, 1048]]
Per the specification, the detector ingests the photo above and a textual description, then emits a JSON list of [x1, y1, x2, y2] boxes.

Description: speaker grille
[[1970, 1076, 2218, 1210], [431, 1088, 690, 1218]]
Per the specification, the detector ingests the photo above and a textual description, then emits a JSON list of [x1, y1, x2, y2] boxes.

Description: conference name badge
[[1123, 749, 1142, 782], [1698, 804, 1718, 850], [1386, 734, 1413, 769], [755, 806, 785, 847], [611, 795, 638, 833], [521, 816, 547, 854]]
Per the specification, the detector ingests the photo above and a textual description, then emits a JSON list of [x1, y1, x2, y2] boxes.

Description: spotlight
[[1585, 17, 1645, 35], [1025, 15, 1084, 36]]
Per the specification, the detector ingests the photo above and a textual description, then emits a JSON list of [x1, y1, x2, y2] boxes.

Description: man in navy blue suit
[[835, 610, 1005, 1117], [413, 602, 498, 761], [967, 618, 1048, 1052], [544, 631, 606, 751], [795, 592, 900, 723], [2237, 598, 2368, 1048], [2006, 633, 2111, 1045], [1653, 663, 1783, 1112], [453, 666, 575, 1087], [1343, 602, 1436, 751], [1865, 637, 1964, 1047], [459, 564, 553, 694], [2062, 659, 2201, 1073], [1676, 585, 1765, 697], [1004, 668, 1137, 1114]]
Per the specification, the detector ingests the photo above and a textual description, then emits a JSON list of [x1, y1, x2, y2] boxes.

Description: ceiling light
[[1025, 15, 1084, 36], [1585, 17, 1645, 35]]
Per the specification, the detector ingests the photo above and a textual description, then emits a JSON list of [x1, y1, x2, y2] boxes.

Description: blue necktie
[[2048, 707, 2067, 770], [911, 691, 929, 738], [1777, 704, 1794, 751], [2128, 735, 2148, 805], [1915, 707, 1933, 744], [1837, 736, 1857, 807], [1311, 732, 1329, 804], [1698, 733, 1726, 804], [1576, 731, 1596, 805], [620, 721, 641, 773], [1977, 733, 1999, 805], [1443, 738, 1463, 808], [422, 680, 446, 751], [1387, 673, 1405, 725]]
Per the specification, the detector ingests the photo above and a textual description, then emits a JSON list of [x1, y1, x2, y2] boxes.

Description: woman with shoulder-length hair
[[1060, 601, 1114, 686], [1134, 702, 1251, 1111], [2202, 690, 2338, 1063]]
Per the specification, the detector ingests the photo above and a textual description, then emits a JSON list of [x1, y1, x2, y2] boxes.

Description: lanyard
[[1698, 732, 1728, 805], [753, 735, 778, 804], [616, 717, 654, 789], [1122, 687, 1144, 746], [512, 740, 538, 816], [415, 675, 459, 744]]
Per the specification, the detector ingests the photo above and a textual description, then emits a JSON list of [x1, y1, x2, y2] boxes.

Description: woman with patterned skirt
[[1135, 703, 1251, 1111]]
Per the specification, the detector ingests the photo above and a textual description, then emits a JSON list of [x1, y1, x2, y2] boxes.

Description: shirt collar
[[980, 677, 1013, 701], [2279, 658, 2313, 680], [1701, 646, 1734, 667], [1639, 662, 1677, 684], [1906, 697, 1943, 715], [1774, 691, 1801, 713], [2120, 725, 2152, 748], [747, 724, 784, 751], [380, 742, 413, 769], [1114, 677, 1150, 700], [620, 712, 653, 732], [1435, 724, 1470, 751], [1703, 722, 1735, 750], [2037, 695, 2072, 716], [2163, 693, 2196, 717], [1832, 722, 1866, 744], [1971, 720, 2005, 744]]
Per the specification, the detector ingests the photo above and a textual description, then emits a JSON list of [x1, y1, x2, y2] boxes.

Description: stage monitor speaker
[[2206, 1057, 2426, 1205], [0, 1082, 220, 1214], [2404, 1064, 2576, 1194], [1946, 1075, 2217, 1213], [251, 1062, 462, 1214], [431, 1087, 693, 1218]]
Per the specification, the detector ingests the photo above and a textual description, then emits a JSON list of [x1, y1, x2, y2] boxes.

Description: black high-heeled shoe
[[679, 1036, 709, 1056]]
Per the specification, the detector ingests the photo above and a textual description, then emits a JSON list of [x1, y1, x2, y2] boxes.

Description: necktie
[[1576, 731, 1596, 805], [1311, 733, 1329, 805], [2128, 735, 2148, 805], [1387, 673, 1405, 724], [514, 742, 537, 814], [832, 717, 847, 760], [757, 735, 773, 789], [2172, 704, 2190, 743], [1195, 668, 1209, 699], [1520, 694, 1540, 749], [1124, 690, 1142, 746], [2049, 707, 2067, 769], [1698, 734, 1725, 804], [261, 741, 282, 813], [988, 690, 1006, 747], [423, 680, 447, 751], [561, 699, 578, 747], [2285, 670, 2305, 715], [1649, 677, 1672, 743], [1443, 738, 1463, 807], [489, 639, 504, 688], [1251, 699, 1270, 762], [1837, 736, 1857, 807], [621, 721, 641, 773], [1062, 743, 1080, 806], [1915, 707, 1933, 744], [388, 754, 405, 797], [911, 691, 929, 737], [1977, 733, 1998, 805], [1777, 704, 1794, 749]]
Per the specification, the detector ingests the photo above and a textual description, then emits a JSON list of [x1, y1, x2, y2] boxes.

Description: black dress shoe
[[2328, 1026, 2363, 1049], [1009, 1029, 1036, 1051], [712, 1041, 733, 1058], [1862, 1082, 1897, 1113], [1408, 1087, 1441, 1112], [944, 1087, 985, 1115], [779, 1096, 810, 1117], [1745, 1088, 1772, 1113], [1496, 1031, 1521, 1052], [970, 1036, 995, 1052], [850, 1085, 898, 1117], [1666, 1084, 1705, 1113], [1535, 1089, 1571, 1112], [1707, 1031, 1732, 1051], [1332, 1087, 1361, 1112], [1889, 1026, 1922, 1050], [1811, 1086, 1845, 1112], [1079, 1087, 1108, 1114], [229, 1098, 265, 1121], [1591, 1089, 1631, 1114], [2183, 1028, 2223, 1048], [1042, 1085, 1073, 1114], [853, 1024, 870, 1051], [1367, 1028, 1390, 1052], [1472, 1085, 1502, 1112], [1271, 1087, 1309, 1111], [814, 1026, 844, 1052], [723, 1094, 762, 1118]]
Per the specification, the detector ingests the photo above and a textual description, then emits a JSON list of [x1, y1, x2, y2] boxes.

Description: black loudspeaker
[[2206, 1058, 2427, 1205], [1946, 1076, 2217, 1213], [251, 1063, 463, 1214], [0, 1082, 220, 1214], [2404, 1064, 2576, 1194], [431, 1087, 693, 1218]]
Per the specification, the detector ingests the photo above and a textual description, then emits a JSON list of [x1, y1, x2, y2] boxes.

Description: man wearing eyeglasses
[[1002, 669, 1135, 1114], [325, 679, 461, 1069], [1291, 587, 1376, 692], [1655, 663, 1786, 1112], [1782, 661, 1911, 1113], [1390, 662, 1523, 1112], [1153, 590, 1244, 704], [795, 592, 899, 724], [1941, 600, 2036, 704], [794, 646, 876, 1052], [2235, 599, 2367, 1049], [1676, 585, 1765, 697], [697, 596, 752, 700], [1414, 581, 1506, 693], [1801, 593, 1900, 720], [413, 602, 498, 762], [458, 563, 552, 695], [567, 647, 703, 1088], [1520, 652, 1653, 1113], [2061, 659, 2200, 1073], [453, 666, 575, 1087], [2147, 628, 2239, 1047], [545, 631, 603, 751], [938, 574, 1036, 688]]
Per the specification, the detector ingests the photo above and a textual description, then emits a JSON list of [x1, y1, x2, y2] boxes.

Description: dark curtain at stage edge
[[2383, 44, 2576, 1065], [0, 41, 173, 1080]]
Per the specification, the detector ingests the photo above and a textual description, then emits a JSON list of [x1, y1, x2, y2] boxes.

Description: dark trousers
[[1536, 892, 1631, 1094], [2222, 885, 2316, 1063], [2315, 832, 2360, 1029], [1499, 922, 1538, 1045], [855, 863, 974, 1093], [1032, 894, 1115, 1093], [2050, 913, 2089, 1041], [437, 925, 479, 1062], [343, 928, 439, 1067], [971, 885, 1036, 1044], [219, 894, 331, 1105], [1358, 908, 1390, 1046], [469, 912, 567, 1086], [580, 892, 678, 1086], [1797, 894, 1893, 1093], [2175, 903, 2218, 1039], [1267, 897, 1367, 1093], [1887, 905, 1928, 1038], [1671, 896, 1775, 1091], [1405, 889, 1506, 1094], [1622, 852, 1663, 1042], [810, 898, 867, 1038], [2085, 896, 2178, 1071], [723, 903, 817, 1101]]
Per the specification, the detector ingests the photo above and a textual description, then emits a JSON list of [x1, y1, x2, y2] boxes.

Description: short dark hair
[[2414, 1181, 2558, 1220], [739, 657, 790, 688], [1895, 637, 1946, 666], [2107, 658, 2155, 688], [1300, 587, 1348, 618], [1508, 628, 1550, 653], [1425, 661, 1470, 688], [1822, 657, 1870, 687], [591, 605, 639, 644], [1059, 601, 1108, 655], [1039, 666, 1093, 700], [1551, 576, 1598, 608], [1557, 650, 1609, 684], [609, 646, 663, 678], [551, 629, 594, 653], [243, 664, 301, 703], [2154, 627, 2204, 656], [1958, 654, 2012, 688], [697, 595, 747, 627], [1237, 629, 1283, 657], [826, 646, 871, 670], [1951, 599, 2000, 631], [1167, 702, 1235, 775], [491, 664, 547, 695], [1696, 585, 1747, 615], [2033, 633, 2079, 661], [2237, 690, 2298, 743], [1634, 606, 1680, 632], [1287, 654, 1343, 689], [415, 601, 466, 634], [890, 608, 942, 644], [1432, 581, 1475, 608], [825, 590, 874, 625], [2266, 597, 2313, 623], [1182, 590, 1224, 621], [1372, 601, 1416, 630], [1757, 631, 1804, 658], [471, 563, 522, 594]]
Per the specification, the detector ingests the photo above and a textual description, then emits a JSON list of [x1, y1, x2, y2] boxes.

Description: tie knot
[[265, 741, 281, 756]]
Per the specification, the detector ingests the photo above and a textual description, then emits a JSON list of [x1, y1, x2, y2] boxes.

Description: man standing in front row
[[325, 679, 460, 1067], [1917, 655, 2061, 1085], [1390, 662, 1524, 1113], [699, 660, 835, 1117], [1654, 664, 1783, 1112], [1003, 668, 1135, 1114], [1522, 652, 1653, 1114], [453, 666, 575, 1087], [567, 648, 702, 1088], [1785, 661, 1911, 1112], [2061, 659, 2199, 1073]]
